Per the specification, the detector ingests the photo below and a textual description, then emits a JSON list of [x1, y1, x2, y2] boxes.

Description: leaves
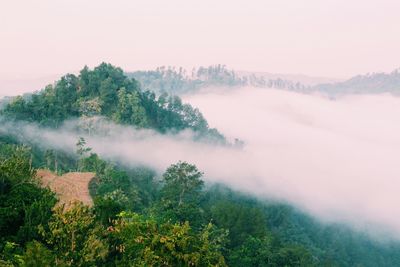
[[112, 212, 227, 267], [158, 162, 205, 226], [41, 202, 108, 266]]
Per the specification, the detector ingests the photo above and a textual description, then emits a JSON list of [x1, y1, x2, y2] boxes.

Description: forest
[[130, 65, 400, 97], [1, 63, 400, 266], [129, 65, 306, 94]]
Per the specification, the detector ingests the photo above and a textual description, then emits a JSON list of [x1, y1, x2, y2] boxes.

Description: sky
[[1, 0, 400, 91]]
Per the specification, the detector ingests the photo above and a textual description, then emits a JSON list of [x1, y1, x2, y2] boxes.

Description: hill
[[1, 63, 223, 141], [2, 63, 400, 266], [312, 68, 400, 95]]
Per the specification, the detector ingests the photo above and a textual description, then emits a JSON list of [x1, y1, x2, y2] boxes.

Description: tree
[[229, 236, 274, 267], [22, 241, 55, 267], [0, 147, 56, 245], [111, 212, 227, 267], [78, 98, 102, 135], [113, 88, 148, 127], [76, 137, 92, 171], [209, 201, 268, 248], [159, 162, 204, 225], [39, 202, 108, 266]]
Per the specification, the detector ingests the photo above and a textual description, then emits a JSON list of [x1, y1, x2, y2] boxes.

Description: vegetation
[[313, 68, 400, 95], [129, 65, 306, 94], [131, 65, 400, 96], [1, 63, 223, 141], [1, 63, 400, 266]]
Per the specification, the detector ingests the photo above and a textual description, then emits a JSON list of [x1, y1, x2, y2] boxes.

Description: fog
[[2, 87, 400, 238], [185, 87, 400, 237]]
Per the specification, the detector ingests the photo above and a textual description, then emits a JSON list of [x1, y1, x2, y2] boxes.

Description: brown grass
[[37, 169, 95, 206]]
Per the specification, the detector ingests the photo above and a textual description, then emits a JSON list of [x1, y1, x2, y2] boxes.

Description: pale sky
[[1, 0, 400, 82]]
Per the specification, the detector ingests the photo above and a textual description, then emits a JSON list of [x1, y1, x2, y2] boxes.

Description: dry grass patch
[[37, 169, 95, 206]]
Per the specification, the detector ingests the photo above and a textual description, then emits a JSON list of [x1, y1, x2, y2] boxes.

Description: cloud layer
[[184, 88, 400, 237], [2, 87, 400, 238]]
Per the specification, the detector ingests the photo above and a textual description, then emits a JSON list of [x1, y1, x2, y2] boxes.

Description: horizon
[[1, 62, 399, 98]]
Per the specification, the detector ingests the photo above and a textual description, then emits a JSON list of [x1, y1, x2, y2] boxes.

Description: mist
[[184, 87, 400, 237], [2, 87, 400, 239]]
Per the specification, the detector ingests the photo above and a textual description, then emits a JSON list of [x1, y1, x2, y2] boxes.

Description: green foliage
[[39, 202, 108, 266], [1, 63, 224, 141], [2, 62, 400, 266], [76, 137, 93, 171], [1, 144, 399, 266], [0, 147, 57, 247], [0, 242, 24, 266], [158, 162, 205, 226], [86, 157, 147, 224], [111, 212, 227, 267], [22, 241, 55, 267], [209, 200, 268, 248], [229, 236, 315, 267], [113, 88, 148, 127], [229, 236, 275, 266]]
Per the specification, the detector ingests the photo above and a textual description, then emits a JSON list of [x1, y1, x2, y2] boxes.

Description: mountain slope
[[1, 63, 223, 141], [313, 68, 400, 95], [2, 63, 400, 266]]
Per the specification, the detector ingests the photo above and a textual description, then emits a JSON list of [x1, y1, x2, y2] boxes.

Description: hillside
[[0, 63, 223, 141], [2, 63, 400, 266], [312, 68, 400, 95]]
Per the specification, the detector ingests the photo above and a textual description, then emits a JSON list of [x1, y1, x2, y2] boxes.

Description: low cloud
[[2, 87, 400, 239]]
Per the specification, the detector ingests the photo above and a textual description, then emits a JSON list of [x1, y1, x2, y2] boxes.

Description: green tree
[[159, 162, 204, 225], [229, 236, 274, 267], [76, 137, 92, 171], [113, 88, 148, 127], [0, 147, 56, 246], [209, 201, 267, 248], [40, 202, 108, 266], [22, 241, 55, 267], [111, 212, 227, 267]]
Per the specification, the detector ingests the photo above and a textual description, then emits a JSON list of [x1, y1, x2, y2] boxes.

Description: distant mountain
[[127, 65, 311, 94], [130, 65, 400, 97], [312, 68, 400, 95], [236, 71, 342, 86]]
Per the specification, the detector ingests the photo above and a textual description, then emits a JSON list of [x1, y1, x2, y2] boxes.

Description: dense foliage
[[0, 146, 317, 266], [1, 63, 400, 266], [1, 63, 223, 140]]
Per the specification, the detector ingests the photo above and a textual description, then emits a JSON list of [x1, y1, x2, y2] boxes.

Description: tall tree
[[159, 162, 204, 225], [40, 202, 108, 266]]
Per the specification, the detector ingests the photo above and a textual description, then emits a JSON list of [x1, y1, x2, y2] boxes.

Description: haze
[[4, 87, 400, 238]]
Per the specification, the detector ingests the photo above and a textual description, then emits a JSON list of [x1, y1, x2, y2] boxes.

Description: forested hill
[[1, 63, 223, 140], [312, 68, 400, 95], [129, 65, 400, 96], [2, 63, 400, 266]]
